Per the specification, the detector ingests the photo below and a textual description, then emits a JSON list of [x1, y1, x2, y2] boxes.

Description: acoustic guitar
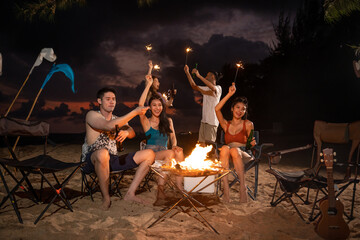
[[315, 148, 350, 240]]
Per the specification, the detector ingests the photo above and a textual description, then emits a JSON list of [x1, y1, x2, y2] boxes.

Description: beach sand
[[0, 136, 359, 240]]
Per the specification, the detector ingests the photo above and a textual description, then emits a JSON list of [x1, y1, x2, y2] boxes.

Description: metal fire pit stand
[[148, 166, 231, 234]]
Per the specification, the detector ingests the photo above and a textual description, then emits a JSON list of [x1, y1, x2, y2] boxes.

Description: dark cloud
[[0, 0, 306, 132]]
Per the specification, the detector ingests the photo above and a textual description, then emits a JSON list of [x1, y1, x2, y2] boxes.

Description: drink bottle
[[245, 129, 254, 150], [115, 125, 124, 152]]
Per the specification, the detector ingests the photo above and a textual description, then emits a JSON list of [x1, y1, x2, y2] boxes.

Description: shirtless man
[[81, 87, 155, 209]]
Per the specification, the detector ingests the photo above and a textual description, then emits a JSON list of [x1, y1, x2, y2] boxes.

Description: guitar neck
[[277, 144, 312, 155], [326, 166, 336, 209]]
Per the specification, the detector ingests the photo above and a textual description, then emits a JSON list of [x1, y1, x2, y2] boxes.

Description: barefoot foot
[[222, 192, 231, 203], [101, 198, 111, 210], [157, 185, 167, 200], [124, 193, 150, 205], [239, 188, 248, 203]]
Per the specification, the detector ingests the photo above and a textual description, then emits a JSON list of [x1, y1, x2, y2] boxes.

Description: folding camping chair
[[216, 130, 273, 200], [80, 167, 127, 200], [80, 124, 137, 200], [0, 116, 82, 224], [266, 144, 314, 221], [308, 120, 360, 222]]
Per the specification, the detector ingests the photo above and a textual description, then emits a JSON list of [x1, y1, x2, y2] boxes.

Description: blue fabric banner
[[41, 64, 75, 93]]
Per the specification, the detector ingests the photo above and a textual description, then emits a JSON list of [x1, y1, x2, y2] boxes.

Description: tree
[[324, 0, 360, 23], [14, 0, 155, 22]]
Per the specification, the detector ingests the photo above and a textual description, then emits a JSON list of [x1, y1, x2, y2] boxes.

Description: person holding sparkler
[[184, 65, 222, 143], [146, 60, 176, 107], [215, 83, 256, 203], [81, 87, 155, 209], [139, 74, 184, 202]]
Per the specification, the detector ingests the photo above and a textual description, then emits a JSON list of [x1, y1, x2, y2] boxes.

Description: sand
[[0, 142, 359, 240]]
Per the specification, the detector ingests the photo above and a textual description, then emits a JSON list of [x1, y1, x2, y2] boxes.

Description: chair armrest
[[253, 143, 274, 158]]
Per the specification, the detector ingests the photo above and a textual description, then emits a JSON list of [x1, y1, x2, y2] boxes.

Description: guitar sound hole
[[327, 208, 337, 215]]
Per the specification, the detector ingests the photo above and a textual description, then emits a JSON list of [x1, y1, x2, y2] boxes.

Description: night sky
[[1, 0, 357, 134]]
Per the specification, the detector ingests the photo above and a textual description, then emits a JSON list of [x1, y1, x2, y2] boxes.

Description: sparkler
[[145, 44, 152, 58], [162, 92, 168, 100], [234, 61, 244, 83], [185, 47, 192, 65], [154, 64, 160, 71]]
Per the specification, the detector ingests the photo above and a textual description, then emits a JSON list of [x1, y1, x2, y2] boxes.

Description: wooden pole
[[12, 88, 43, 152], [4, 66, 35, 117]]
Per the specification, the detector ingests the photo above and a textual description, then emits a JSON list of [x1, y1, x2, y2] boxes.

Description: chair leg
[[0, 168, 23, 223], [304, 187, 311, 205], [309, 188, 320, 221], [3, 167, 39, 203], [21, 169, 39, 203], [141, 171, 154, 192], [288, 196, 306, 222], [40, 175, 44, 202], [254, 164, 259, 198], [349, 179, 359, 220], [270, 180, 279, 205], [110, 171, 126, 198], [34, 166, 80, 224], [84, 174, 98, 202]]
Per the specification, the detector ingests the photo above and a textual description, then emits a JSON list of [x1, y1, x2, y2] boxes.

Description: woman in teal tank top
[[139, 75, 184, 201]]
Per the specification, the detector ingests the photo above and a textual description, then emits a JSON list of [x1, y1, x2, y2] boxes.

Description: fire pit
[[161, 143, 224, 176], [148, 144, 231, 234], [161, 166, 225, 177]]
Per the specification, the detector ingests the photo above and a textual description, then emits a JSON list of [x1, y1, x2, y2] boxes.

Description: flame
[[186, 47, 192, 53], [154, 64, 160, 70], [145, 44, 152, 51], [236, 61, 244, 69], [162, 92, 168, 99], [170, 144, 221, 171]]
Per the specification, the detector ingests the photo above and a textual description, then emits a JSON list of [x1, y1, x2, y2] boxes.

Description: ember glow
[[169, 144, 221, 171]]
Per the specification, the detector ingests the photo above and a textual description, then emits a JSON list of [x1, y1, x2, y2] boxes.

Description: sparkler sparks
[[234, 61, 244, 83], [185, 47, 192, 65], [154, 64, 160, 71], [145, 44, 152, 58], [145, 44, 152, 51]]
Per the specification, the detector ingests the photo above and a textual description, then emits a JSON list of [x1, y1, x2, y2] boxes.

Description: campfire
[[162, 144, 223, 177]]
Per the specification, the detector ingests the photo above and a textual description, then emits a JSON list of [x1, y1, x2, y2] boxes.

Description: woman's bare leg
[[154, 150, 175, 199], [230, 148, 247, 203], [220, 146, 231, 202]]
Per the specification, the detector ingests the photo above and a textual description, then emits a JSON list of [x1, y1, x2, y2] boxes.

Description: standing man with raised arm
[[81, 87, 155, 210], [184, 65, 222, 143]]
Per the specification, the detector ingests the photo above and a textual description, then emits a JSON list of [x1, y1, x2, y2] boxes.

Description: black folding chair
[[0, 116, 83, 224], [80, 131, 130, 200], [81, 167, 127, 200], [265, 145, 314, 221], [216, 130, 273, 200], [307, 120, 360, 222]]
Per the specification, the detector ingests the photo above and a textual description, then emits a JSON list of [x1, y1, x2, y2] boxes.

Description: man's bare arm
[[192, 69, 217, 92], [184, 65, 201, 92], [86, 107, 148, 131]]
